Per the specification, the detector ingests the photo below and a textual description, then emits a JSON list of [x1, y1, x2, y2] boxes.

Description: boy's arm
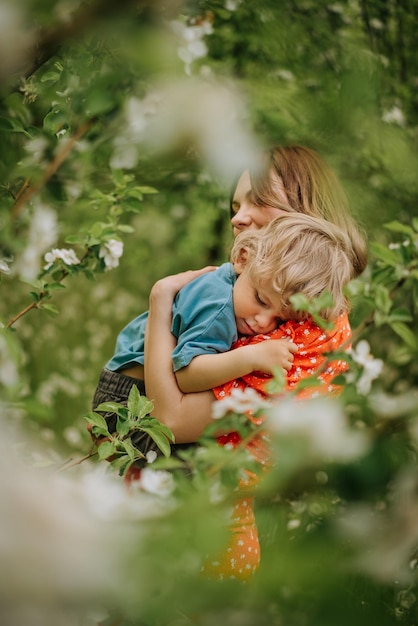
[[175, 339, 297, 393]]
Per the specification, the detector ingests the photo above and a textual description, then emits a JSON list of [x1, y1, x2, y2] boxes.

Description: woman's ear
[[233, 246, 249, 274]]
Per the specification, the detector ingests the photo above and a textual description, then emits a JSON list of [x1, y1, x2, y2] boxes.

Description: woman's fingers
[[152, 266, 217, 299]]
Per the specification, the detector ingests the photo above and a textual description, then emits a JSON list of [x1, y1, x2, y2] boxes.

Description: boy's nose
[[255, 312, 276, 332]]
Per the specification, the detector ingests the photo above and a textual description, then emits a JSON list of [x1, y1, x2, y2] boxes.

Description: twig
[[11, 118, 94, 220], [57, 447, 98, 472]]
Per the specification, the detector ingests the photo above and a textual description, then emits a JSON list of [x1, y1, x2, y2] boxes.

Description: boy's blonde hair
[[230, 213, 356, 321]]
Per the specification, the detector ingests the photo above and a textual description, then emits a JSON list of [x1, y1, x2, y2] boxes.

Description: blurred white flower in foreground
[[111, 78, 258, 180], [212, 387, 270, 420], [170, 16, 213, 74], [137, 467, 176, 498], [0, 258, 11, 274], [0, 331, 20, 387], [44, 247, 80, 269], [0, 422, 172, 626], [267, 396, 369, 462], [15, 203, 58, 280], [347, 339, 383, 395], [338, 470, 418, 583], [382, 105, 405, 127], [99, 239, 124, 270]]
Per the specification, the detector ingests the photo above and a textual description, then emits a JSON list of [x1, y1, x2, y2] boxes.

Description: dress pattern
[[203, 313, 352, 580]]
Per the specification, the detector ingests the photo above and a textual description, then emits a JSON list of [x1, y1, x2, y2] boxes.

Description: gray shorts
[[92, 368, 156, 455], [92, 368, 195, 459]]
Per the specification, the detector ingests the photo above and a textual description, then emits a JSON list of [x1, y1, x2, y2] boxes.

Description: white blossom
[[347, 340, 384, 395], [112, 79, 258, 180], [0, 258, 11, 274], [0, 332, 19, 387], [44, 247, 80, 269], [225, 0, 242, 10], [99, 239, 124, 270], [138, 467, 175, 498], [267, 396, 369, 462], [170, 18, 213, 74], [0, 424, 133, 625], [145, 450, 157, 464], [382, 105, 405, 127], [212, 387, 270, 420]]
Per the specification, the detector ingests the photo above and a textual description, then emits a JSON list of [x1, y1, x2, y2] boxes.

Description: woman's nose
[[231, 205, 252, 229]]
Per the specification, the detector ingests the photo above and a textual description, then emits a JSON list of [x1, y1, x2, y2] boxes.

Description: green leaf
[[127, 384, 141, 416], [94, 401, 129, 419], [369, 242, 400, 267], [137, 186, 158, 195], [123, 198, 144, 213], [289, 293, 309, 311], [40, 71, 61, 84], [116, 224, 135, 233], [384, 221, 415, 238], [310, 313, 335, 331], [0, 116, 27, 133], [120, 439, 140, 461], [294, 376, 324, 391], [265, 365, 286, 394], [47, 282, 66, 291], [85, 89, 117, 117], [116, 415, 131, 437], [65, 234, 87, 244], [374, 284, 392, 314], [138, 417, 175, 442], [39, 303, 60, 316], [43, 108, 68, 136], [139, 427, 172, 457], [97, 441, 117, 460], [84, 411, 109, 432], [390, 322, 418, 350], [386, 309, 412, 323]]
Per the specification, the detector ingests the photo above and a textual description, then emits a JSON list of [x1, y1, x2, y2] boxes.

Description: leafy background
[[1, 1, 418, 625]]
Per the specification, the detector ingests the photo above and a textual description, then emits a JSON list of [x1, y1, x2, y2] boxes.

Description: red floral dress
[[201, 313, 352, 580]]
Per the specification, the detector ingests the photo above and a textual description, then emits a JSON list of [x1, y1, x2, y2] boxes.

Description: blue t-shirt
[[105, 263, 238, 373]]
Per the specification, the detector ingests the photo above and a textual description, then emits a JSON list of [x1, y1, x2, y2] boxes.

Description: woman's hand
[[149, 266, 218, 304]]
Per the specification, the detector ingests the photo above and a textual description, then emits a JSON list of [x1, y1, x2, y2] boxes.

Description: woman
[[144, 145, 367, 441]]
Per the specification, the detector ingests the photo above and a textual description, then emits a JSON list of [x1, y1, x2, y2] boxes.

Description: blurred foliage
[[0, 0, 418, 625]]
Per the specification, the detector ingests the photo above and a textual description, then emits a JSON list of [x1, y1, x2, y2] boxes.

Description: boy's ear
[[233, 246, 249, 274]]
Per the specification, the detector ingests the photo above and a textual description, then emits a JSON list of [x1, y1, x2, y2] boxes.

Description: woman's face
[[230, 170, 288, 237]]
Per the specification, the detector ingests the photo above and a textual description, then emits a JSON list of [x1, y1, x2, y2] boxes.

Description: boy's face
[[233, 269, 283, 336], [230, 170, 288, 238]]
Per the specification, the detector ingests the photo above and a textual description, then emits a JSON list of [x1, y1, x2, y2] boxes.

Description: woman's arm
[[144, 267, 217, 444]]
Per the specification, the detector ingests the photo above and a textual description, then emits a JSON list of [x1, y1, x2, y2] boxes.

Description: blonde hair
[[230, 213, 356, 321], [246, 145, 368, 278]]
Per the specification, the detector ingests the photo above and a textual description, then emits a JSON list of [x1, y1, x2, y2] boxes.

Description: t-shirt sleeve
[[171, 271, 237, 372]]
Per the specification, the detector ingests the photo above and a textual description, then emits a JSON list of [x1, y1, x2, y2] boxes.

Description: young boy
[[92, 213, 355, 451]]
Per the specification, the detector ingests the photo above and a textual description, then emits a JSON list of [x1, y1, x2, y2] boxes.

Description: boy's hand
[[248, 339, 297, 374]]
